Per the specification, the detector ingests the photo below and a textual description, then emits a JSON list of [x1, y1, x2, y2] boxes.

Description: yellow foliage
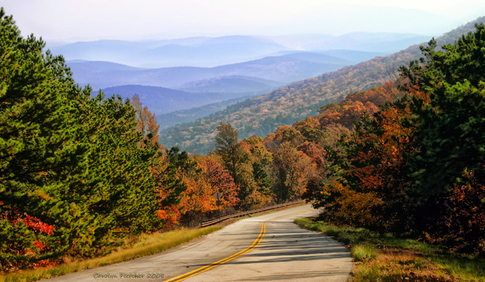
[[324, 181, 384, 227]]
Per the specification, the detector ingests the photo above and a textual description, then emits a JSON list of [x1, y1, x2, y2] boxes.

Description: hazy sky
[[2, 0, 485, 42]]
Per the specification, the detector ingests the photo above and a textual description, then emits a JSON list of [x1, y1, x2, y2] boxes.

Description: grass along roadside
[[0, 226, 220, 282], [294, 217, 485, 281]]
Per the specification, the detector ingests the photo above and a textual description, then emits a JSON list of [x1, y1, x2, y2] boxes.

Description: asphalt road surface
[[44, 204, 352, 282]]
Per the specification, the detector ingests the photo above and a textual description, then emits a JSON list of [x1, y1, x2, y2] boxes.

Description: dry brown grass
[[352, 247, 457, 281]]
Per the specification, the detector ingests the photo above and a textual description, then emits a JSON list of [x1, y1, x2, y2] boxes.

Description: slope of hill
[[155, 96, 253, 130], [100, 85, 257, 114], [158, 17, 485, 154], [317, 50, 387, 64]]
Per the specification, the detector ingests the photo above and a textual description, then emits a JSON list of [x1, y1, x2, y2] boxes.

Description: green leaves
[[402, 25, 485, 199], [0, 9, 161, 270]]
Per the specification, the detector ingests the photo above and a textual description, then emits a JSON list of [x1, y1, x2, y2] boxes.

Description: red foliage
[[199, 156, 240, 208], [13, 215, 54, 235], [31, 260, 59, 269]]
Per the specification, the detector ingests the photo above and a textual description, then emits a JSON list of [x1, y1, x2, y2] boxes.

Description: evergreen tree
[[400, 24, 485, 199], [0, 9, 161, 269]]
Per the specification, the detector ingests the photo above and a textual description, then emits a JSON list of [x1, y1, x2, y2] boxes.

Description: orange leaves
[[156, 209, 166, 219], [318, 82, 403, 130], [157, 153, 240, 225], [293, 116, 320, 131], [414, 168, 485, 254], [32, 240, 44, 251], [199, 156, 240, 209], [322, 181, 384, 227], [156, 206, 180, 226]]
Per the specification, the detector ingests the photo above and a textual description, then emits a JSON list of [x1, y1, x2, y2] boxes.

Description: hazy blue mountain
[[137, 36, 289, 68], [48, 37, 210, 64], [100, 85, 258, 114], [70, 62, 213, 90], [68, 60, 141, 71], [157, 16, 485, 154], [210, 54, 348, 83], [67, 51, 350, 90], [52, 36, 289, 68], [53, 32, 432, 69], [177, 75, 285, 94], [264, 34, 337, 50]]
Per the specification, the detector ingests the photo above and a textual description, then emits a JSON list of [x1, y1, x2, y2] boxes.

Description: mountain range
[[52, 33, 424, 68], [157, 16, 485, 154], [100, 85, 260, 115], [56, 20, 485, 154], [60, 32, 429, 123], [68, 50, 382, 90]]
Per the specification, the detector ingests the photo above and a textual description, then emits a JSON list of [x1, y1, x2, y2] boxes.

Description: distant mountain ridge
[[101, 85, 258, 115], [157, 16, 485, 154], [52, 36, 289, 68], [67, 51, 350, 90], [53, 32, 427, 69], [178, 75, 284, 94]]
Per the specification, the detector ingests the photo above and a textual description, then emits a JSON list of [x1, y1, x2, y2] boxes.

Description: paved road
[[45, 204, 352, 282]]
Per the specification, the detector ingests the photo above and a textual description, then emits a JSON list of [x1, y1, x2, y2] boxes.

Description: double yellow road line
[[165, 208, 307, 281], [165, 223, 266, 281]]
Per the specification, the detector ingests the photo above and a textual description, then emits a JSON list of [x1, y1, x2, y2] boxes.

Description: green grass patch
[[351, 244, 377, 262], [294, 217, 485, 281], [352, 264, 380, 282], [0, 226, 220, 282]]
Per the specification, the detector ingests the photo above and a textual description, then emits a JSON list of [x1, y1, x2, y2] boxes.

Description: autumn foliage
[[303, 25, 485, 256]]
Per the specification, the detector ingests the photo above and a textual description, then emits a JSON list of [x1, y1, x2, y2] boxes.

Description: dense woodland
[[1, 7, 485, 274]]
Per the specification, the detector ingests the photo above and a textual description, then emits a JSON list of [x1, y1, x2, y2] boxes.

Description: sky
[[2, 0, 485, 43]]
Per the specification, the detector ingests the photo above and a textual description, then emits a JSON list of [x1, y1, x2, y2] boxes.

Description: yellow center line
[[165, 208, 309, 282]]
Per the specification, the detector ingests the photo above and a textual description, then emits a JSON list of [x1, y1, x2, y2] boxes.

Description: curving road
[[45, 204, 352, 282]]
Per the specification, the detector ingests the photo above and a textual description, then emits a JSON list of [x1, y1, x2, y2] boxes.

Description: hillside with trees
[[159, 16, 485, 155], [299, 24, 485, 256]]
